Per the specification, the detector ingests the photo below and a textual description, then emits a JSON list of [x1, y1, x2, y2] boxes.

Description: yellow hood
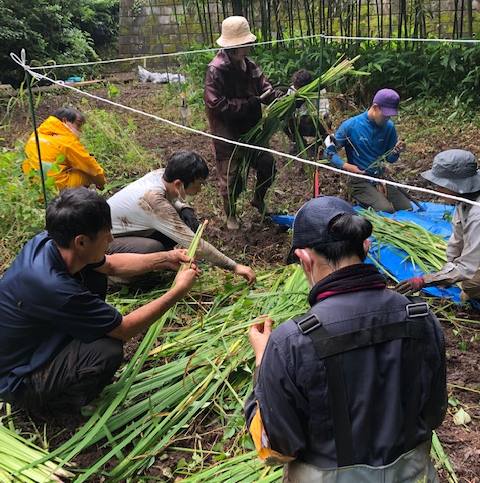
[[37, 116, 76, 138]]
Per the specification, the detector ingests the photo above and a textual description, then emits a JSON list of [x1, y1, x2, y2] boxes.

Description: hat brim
[[421, 169, 480, 194], [216, 32, 257, 48], [379, 106, 398, 116]]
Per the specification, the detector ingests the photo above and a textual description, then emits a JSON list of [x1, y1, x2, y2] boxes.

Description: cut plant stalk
[[24, 222, 208, 473], [360, 209, 448, 274], [0, 425, 73, 482], [226, 56, 366, 211], [55, 265, 307, 479], [431, 431, 458, 483], [24, 257, 456, 482]]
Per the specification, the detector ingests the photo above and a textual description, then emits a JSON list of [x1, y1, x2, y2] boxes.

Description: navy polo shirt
[[0, 232, 122, 398]]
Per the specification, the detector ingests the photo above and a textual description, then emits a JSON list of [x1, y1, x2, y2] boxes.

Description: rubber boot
[[251, 181, 269, 215], [223, 195, 239, 230]]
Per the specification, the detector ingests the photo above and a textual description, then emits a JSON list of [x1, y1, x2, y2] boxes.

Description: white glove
[[324, 135, 335, 148]]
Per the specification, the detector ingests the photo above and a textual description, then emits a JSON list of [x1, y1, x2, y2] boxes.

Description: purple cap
[[372, 88, 400, 116]]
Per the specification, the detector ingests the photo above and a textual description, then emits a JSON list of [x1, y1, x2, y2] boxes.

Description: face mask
[[299, 251, 316, 288]]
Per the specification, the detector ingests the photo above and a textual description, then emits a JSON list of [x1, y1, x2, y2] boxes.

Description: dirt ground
[[1, 82, 480, 481]]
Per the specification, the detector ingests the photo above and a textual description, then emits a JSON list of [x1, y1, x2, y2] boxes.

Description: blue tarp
[[271, 202, 462, 302]]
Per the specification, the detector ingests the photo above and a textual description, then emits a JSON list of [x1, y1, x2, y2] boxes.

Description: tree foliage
[[0, 0, 119, 85]]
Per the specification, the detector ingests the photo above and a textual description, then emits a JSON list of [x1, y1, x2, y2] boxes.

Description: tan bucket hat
[[216, 16, 256, 48]]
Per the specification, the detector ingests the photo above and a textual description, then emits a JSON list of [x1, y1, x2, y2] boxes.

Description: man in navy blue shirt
[[325, 89, 411, 213], [0, 188, 198, 415]]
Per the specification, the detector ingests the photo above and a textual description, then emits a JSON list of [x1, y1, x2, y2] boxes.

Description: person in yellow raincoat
[[23, 107, 106, 191]]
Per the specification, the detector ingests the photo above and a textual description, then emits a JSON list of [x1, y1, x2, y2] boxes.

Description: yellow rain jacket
[[23, 116, 105, 190]]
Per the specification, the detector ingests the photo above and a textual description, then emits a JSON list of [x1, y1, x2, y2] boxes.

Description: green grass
[[0, 148, 48, 273], [81, 107, 159, 183]]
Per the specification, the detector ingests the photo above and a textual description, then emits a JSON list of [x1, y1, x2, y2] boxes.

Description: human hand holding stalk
[[173, 220, 208, 294], [106, 222, 207, 342], [369, 139, 407, 176], [393, 140, 406, 154], [249, 315, 274, 367], [234, 263, 256, 284]]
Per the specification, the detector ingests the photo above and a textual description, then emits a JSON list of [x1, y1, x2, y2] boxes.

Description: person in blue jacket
[[325, 88, 411, 213]]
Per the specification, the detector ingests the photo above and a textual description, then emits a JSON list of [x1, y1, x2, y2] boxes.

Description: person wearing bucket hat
[[245, 196, 446, 482], [204, 16, 281, 230], [397, 149, 480, 303], [325, 88, 411, 213]]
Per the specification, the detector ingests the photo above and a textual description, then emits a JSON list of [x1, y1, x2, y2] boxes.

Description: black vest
[[293, 288, 444, 468]]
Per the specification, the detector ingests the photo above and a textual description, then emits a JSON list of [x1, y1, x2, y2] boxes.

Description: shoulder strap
[[294, 300, 430, 466], [294, 313, 354, 466], [404, 296, 431, 453]]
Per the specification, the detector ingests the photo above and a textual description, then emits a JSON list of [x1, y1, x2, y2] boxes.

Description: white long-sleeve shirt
[[108, 169, 236, 270]]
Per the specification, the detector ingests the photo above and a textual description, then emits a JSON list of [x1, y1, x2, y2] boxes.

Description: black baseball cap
[[287, 196, 355, 263]]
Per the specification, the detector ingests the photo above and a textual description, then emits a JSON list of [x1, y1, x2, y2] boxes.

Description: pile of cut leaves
[[2, 261, 458, 481]]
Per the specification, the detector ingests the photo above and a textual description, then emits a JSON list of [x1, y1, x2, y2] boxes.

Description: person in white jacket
[[396, 150, 480, 303], [108, 151, 256, 283]]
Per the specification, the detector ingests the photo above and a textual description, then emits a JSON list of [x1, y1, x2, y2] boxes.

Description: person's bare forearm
[[101, 253, 171, 277], [109, 285, 186, 341]]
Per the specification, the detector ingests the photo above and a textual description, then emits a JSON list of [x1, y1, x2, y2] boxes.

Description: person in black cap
[[397, 150, 480, 305], [325, 88, 410, 213], [244, 196, 446, 482]]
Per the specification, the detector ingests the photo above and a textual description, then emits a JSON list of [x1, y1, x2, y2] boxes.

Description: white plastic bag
[[137, 66, 186, 84]]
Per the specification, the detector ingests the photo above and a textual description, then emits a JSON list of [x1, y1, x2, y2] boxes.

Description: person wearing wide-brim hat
[[204, 16, 280, 230], [397, 149, 480, 303]]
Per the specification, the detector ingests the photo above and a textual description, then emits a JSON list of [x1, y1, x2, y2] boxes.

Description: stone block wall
[[119, 0, 480, 60], [119, 0, 230, 58]]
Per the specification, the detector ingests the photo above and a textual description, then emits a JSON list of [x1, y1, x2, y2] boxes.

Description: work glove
[[324, 134, 336, 148], [180, 207, 200, 232], [395, 276, 426, 295], [259, 88, 283, 105]]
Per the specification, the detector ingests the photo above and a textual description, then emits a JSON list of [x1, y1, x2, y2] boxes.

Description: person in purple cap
[[325, 88, 411, 213]]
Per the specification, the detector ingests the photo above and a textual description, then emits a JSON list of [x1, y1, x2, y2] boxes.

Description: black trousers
[[13, 337, 123, 414]]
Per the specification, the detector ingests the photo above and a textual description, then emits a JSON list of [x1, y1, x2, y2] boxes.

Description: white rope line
[[11, 51, 480, 208], [29, 33, 326, 71], [29, 33, 480, 71], [323, 34, 480, 44]]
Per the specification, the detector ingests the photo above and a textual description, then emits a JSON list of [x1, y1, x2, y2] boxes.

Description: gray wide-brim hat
[[421, 149, 480, 194]]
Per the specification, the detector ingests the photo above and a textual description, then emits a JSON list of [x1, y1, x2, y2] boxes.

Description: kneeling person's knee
[[88, 337, 124, 377]]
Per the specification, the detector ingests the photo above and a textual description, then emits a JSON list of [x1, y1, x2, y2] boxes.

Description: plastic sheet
[[271, 202, 461, 302]]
